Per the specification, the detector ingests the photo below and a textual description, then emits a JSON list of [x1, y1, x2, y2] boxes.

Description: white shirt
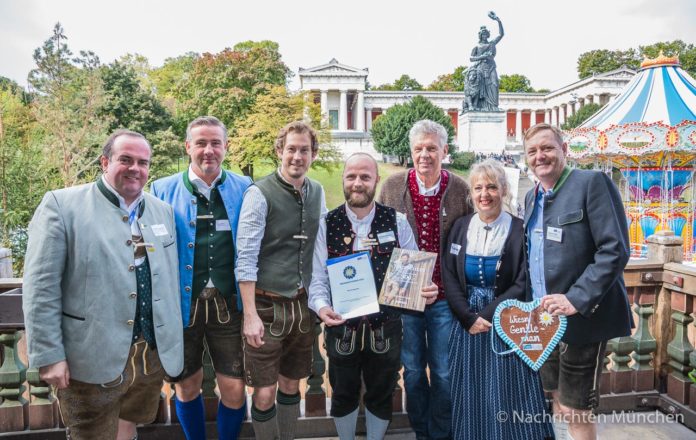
[[465, 211, 512, 257], [308, 203, 418, 313], [188, 166, 222, 200], [101, 175, 145, 265], [415, 172, 441, 196]]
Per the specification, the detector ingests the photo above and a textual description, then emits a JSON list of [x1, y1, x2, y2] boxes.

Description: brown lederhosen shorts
[[242, 289, 315, 387], [540, 340, 608, 410], [168, 289, 244, 381], [57, 340, 163, 440]]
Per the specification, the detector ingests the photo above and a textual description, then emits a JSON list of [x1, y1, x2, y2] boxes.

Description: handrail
[[2, 231, 696, 436]]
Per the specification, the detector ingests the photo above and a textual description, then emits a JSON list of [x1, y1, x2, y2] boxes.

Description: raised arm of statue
[[489, 11, 504, 44]]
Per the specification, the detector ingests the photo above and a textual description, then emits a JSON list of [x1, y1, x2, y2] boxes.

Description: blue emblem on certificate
[[343, 265, 357, 279], [327, 252, 379, 319]]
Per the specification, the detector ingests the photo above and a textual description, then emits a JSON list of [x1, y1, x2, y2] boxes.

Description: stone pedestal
[[457, 111, 507, 153]]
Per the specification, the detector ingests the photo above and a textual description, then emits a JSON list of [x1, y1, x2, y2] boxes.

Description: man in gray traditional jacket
[[23, 130, 183, 440]]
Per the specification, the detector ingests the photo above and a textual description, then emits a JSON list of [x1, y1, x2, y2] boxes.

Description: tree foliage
[[150, 52, 199, 102], [371, 96, 454, 165], [373, 74, 423, 91], [29, 24, 110, 187], [427, 66, 467, 91], [100, 60, 172, 136], [577, 40, 696, 79], [228, 85, 338, 179], [499, 74, 534, 92], [173, 41, 291, 137], [561, 103, 602, 130]]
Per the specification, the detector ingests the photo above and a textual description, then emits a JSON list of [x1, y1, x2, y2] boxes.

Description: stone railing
[[0, 277, 410, 439], [596, 231, 696, 430], [3, 232, 696, 437]]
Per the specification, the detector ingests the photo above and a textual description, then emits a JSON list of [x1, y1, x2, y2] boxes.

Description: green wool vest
[[184, 172, 236, 302], [255, 172, 322, 297]]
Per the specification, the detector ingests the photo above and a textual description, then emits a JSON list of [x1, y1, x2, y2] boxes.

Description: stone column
[[356, 91, 365, 132], [339, 90, 348, 131], [594, 94, 602, 106], [366, 107, 373, 131], [320, 90, 328, 125], [530, 110, 537, 128], [551, 107, 557, 126], [559, 105, 566, 125], [544, 109, 550, 124], [515, 110, 522, 142]]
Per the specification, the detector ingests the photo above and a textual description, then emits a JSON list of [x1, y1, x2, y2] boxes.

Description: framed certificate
[[327, 251, 380, 319]]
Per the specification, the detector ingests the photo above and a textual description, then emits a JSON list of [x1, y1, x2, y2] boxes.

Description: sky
[[2, 0, 696, 92]]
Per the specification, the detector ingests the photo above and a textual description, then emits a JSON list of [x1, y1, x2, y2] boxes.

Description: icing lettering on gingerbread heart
[[493, 299, 567, 371]]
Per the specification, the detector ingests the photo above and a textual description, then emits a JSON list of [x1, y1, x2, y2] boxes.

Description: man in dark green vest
[[236, 121, 326, 440]]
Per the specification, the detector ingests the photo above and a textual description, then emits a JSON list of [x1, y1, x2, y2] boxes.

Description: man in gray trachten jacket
[[23, 130, 183, 440]]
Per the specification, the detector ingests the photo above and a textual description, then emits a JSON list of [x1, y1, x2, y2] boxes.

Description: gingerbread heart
[[493, 299, 567, 371]]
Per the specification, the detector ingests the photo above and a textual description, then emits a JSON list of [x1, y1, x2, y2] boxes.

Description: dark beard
[[345, 187, 375, 208]]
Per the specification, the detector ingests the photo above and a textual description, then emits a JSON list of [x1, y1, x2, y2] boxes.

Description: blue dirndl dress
[[448, 254, 553, 440]]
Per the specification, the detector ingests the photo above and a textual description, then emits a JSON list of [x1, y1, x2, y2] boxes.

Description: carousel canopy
[[567, 52, 696, 166], [581, 53, 696, 129]]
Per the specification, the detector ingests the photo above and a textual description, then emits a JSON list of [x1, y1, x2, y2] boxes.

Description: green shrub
[[449, 151, 476, 170]]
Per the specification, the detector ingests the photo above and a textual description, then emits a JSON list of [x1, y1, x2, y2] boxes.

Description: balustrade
[[3, 231, 696, 436]]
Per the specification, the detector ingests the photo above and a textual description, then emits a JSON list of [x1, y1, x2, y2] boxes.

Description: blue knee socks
[[217, 400, 247, 440], [175, 395, 206, 440]]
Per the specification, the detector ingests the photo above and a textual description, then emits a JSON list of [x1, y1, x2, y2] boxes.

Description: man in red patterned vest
[[378, 119, 472, 440]]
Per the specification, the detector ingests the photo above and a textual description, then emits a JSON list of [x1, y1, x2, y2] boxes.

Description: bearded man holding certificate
[[309, 153, 436, 439]]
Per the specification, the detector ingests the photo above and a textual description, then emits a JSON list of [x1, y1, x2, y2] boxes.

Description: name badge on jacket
[[216, 219, 231, 231], [377, 230, 396, 244], [546, 226, 562, 242]]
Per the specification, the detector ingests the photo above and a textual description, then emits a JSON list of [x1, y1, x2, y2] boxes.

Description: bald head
[[343, 153, 379, 176], [342, 153, 380, 209]]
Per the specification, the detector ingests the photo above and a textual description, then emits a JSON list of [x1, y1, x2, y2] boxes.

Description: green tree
[[173, 41, 291, 137], [561, 103, 601, 130], [374, 74, 423, 91], [29, 23, 110, 187], [229, 85, 338, 179], [427, 66, 467, 91], [100, 60, 172, 136], [0, 76, 31, 104], [577, 49, 638, 79], [150, 52, 199, 101], [148, 128, 185, 181], [639, 40, 696, 78], [0, 88, 49, 274], [499, 74, 534, 92], [371, 95, 454, 166]]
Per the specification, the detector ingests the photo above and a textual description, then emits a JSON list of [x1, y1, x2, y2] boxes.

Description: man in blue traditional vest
[[236, 121, 326, 440], [23, 130, 183, 440], [309, 153, 436, 439], [151, 116, 252, 440]]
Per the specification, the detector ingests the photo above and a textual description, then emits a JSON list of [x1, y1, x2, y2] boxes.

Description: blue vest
[[151, 170, 252, 327]]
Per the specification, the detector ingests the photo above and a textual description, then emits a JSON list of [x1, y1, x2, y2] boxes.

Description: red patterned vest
[[408, 169, 449, 300]]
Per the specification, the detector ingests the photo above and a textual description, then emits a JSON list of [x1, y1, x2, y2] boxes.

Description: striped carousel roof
[[581, 53, 696, 130]]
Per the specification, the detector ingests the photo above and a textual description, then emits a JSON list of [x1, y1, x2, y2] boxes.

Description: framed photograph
[[378, 248, 437, 312]]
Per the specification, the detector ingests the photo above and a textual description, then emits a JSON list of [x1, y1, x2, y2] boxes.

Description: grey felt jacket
[[523, 169, 633, 344], [23, 182, 184, 383]]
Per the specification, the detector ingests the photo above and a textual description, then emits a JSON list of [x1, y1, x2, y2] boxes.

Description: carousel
[[566, 52, 696, 259]]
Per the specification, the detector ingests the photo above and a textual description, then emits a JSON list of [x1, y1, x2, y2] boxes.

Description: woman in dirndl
[[442, 159, 552, 439]]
